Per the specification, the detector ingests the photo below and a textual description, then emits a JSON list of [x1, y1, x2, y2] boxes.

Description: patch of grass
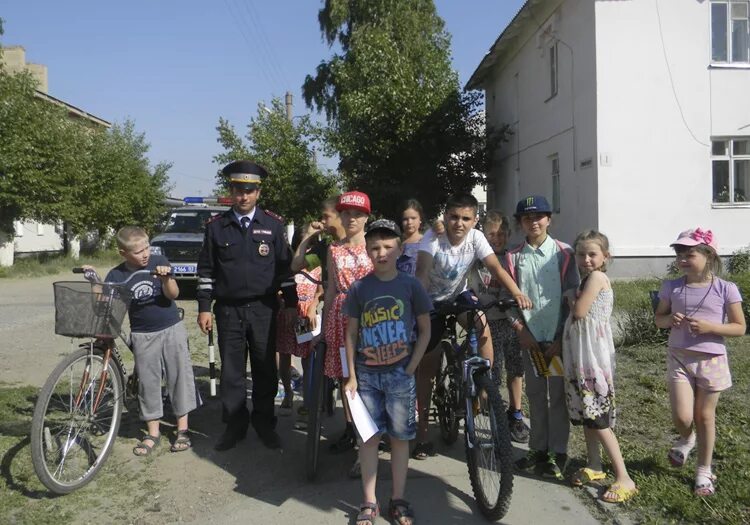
[[0, 385, 150, 524], [567, 337, 750, 524], [611, 278, 662, 313], [0, 250, 121, 279]]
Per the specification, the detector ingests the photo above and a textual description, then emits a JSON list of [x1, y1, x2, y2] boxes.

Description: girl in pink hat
[[654, 228, 745, 496]]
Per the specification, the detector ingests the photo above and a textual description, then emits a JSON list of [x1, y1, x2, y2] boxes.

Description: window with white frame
[[549, 42, 558, 97], [712, 138, 750, 203], [711, 1, 750, 63], [551, 154, 560, 213]]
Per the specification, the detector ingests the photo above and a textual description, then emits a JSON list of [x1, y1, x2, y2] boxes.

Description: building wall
[[1, 46, 49, 93], [13, 220, 64, 255], [483, 0, 599, 247], [595, 0, 750, 265]]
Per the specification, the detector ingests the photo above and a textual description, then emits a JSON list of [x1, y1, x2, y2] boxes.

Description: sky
[[1, 1, 525, 198]]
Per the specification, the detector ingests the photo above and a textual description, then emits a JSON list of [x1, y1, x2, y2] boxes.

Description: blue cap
[[515, 195, 552, 217]]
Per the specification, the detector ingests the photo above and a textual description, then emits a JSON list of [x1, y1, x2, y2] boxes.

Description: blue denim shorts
[[356, 363, 416, 441]]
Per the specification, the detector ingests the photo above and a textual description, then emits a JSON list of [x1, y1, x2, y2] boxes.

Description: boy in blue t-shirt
[[343, 219, 432, 525], [103, 226, 200, 456]]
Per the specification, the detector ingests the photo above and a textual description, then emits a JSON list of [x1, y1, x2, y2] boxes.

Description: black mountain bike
[[292, 269, 336, 481], [432, 297, 517, 521]]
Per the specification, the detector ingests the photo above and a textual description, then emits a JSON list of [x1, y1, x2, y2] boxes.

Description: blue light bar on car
[[183, 197, 233, 205]]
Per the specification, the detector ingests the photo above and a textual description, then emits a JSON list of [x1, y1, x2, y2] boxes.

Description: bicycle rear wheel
[[433, 342, 459, 445], [305, 342, 326, 481], [30, 345, 124, 494], [465, 373, 514, 521]]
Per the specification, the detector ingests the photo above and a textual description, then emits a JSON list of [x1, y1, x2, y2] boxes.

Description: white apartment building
[[467, 0, 750, 277]]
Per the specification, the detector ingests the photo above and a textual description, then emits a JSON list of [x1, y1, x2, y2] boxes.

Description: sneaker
[[329, 428, 357, 453], [515, 449, 547, 472], [541, 452, 567, 480], [508, 415, 530, 444]]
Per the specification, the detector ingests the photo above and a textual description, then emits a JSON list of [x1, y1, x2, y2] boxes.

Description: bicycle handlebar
[[436, 297, 518, 316], [72, 267, 173, 286], [296, 270, 324, 286]]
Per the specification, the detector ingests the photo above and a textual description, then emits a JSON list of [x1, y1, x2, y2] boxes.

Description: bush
[[730, 271, 750, 333], [615, 308, 668, 347], [728, 246, 750, 275]]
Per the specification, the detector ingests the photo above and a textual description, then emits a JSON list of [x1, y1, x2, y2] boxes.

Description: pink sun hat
[[670, 228, 718, 252]]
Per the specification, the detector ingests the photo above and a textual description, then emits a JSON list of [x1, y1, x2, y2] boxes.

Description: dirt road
[[0, 274, 608, 524]]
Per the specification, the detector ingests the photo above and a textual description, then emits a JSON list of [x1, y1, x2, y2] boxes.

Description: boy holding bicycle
[[343, 219, 432, 525], [99, 226, 200, 456], [412, 193, 531, 459]]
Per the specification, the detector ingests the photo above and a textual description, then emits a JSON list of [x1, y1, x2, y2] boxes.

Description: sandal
[[389, 498, 415, 525], [571, 467, 606, 487], [694, 470, 717, 497], [279, 395, 294, 416], [600, 483, 638, 504], [133, 434, 160, 457], [411, 441, 435, 460], [356, 501, 379, 525], [170, 429, 192, 453], [668, 432, 696, 468]]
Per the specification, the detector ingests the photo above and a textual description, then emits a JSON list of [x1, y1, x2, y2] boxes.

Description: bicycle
[[30, 267, 163, 494], [296, 269, 337, 481], [431, 294, 517, 521]]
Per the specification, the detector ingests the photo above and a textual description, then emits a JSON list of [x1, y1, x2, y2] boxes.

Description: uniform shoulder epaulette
[[263, 209, 284, 222], [206, 214, 222, 224]]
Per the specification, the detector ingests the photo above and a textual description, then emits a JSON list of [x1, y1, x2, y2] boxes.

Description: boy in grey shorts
[[104, 226, 201, 455]]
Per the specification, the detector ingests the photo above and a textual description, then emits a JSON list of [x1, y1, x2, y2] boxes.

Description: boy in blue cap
[[503, 195, 579, 479]]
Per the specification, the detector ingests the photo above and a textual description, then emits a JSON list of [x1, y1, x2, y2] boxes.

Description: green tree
[[303, 0, 504, 219], [0, 54, 170, 249], [214, 97, 337, 226], [84, 121, 171, 236]]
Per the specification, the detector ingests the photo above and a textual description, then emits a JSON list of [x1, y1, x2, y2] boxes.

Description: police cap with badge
[[223, 160, 268, 191]]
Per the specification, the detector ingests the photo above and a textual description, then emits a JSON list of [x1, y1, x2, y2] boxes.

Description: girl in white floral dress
[[563, 230, 637, 504]]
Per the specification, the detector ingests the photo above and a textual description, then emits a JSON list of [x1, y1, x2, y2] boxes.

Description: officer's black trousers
[[214, 300, 278, 433]]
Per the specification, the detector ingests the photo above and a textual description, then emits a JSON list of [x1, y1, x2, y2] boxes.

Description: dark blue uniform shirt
[[197, 207, 292, 312]]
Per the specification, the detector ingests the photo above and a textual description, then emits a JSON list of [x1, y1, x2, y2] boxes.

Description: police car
[[150, 197, 231, 280]]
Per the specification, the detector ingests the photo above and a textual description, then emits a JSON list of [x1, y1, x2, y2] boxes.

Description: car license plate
[[172, 264, 197, 274]]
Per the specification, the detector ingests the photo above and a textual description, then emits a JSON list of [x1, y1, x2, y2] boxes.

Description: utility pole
[[285, 91, 293, 122]]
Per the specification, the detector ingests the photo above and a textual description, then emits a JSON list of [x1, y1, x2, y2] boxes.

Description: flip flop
[[571, 467, 606, 487], [601, 483, 638, 503]]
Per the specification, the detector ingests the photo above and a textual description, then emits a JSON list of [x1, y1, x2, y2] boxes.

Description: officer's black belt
[[217, 297, 271, 307]]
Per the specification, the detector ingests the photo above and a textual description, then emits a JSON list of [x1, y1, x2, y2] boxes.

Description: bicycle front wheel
[[433, 342, 459, 445], [30, 346, 124, 494], [465, 373, 514, 521], [305, 342, 326, 481]]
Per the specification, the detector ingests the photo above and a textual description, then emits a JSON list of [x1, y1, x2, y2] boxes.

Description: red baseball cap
[[336, 191, 371, 214]]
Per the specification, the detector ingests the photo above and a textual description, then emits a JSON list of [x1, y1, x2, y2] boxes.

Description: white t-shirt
[[418, 228, 494, 303]]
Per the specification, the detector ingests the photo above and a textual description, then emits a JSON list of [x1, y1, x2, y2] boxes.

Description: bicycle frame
[[443, 310, 492, 450]]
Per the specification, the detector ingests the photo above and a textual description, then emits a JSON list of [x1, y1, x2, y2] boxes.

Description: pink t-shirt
[[658, 277, 742, 355]]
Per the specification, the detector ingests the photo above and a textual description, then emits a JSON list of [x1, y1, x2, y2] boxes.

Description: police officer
[[197, 160, 292, 450]]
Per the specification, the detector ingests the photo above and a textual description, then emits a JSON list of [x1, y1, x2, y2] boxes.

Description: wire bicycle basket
[[53, 281, 132, 338]]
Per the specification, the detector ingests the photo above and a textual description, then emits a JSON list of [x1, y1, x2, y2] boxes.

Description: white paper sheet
[[348, 391, 379, 442], [339, 346, 349, 378]]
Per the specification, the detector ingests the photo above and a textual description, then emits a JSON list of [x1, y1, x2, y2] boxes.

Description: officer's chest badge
[[258, 242, 270, 256]]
